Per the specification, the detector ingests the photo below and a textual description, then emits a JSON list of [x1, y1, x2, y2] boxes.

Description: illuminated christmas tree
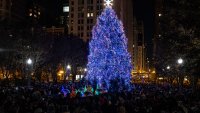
[[86, 0, 132, 92]]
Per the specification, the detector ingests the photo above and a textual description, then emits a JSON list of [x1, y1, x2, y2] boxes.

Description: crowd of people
[[0, 82, 199, 113]]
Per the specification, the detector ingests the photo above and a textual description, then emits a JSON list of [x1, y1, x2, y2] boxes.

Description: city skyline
[[0, 0, 199, 94], [0, 0, 155, 74]]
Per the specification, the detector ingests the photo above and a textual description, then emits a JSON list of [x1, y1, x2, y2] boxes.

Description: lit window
[[63, 6, 69, 12], [90, 13, 93, 17], [29, 13, 32, 16], [158, 13, 162, 17], [34, 14, 37, 18], [38, 12, 40, 15], [87, 13, 90, 17]]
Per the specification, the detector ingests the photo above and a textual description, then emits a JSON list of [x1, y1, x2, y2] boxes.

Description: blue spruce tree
[[86, 4, 132, 92]]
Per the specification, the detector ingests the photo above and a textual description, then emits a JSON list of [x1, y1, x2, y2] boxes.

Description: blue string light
[[86, 7, 132, 92]]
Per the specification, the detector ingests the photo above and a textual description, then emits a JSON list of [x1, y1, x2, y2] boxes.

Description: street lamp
[[26, 58, 33, 87], [64, 64, 71, 82], [84, 68, 87, 72], [166, 65, 171, 83], [67, 64, 71, 70], [83, 68, 87, 79], [177, 58, 183, 88], [166, 66, 170, 70], [26, 58, 32, 65], [177, 58, 183, 65]]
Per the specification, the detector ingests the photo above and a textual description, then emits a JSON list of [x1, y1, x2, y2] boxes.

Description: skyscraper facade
[[43, 0, 69, 35], [0, 0, 11, 22], [68, 0, 134, 63], [133, 19, 146, 73], [0, 0, 27, 26], [68, 0, 104, 41]]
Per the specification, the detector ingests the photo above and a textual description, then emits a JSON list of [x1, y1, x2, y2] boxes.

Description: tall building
[[133, 19, 146, 73], [0, 0, 11, 22], [68, 0, 104, 41], [0, 0, 27, 26], [38, 0, 70, 35], [58, 1, 70, 32], [45, 26, 65, 36]]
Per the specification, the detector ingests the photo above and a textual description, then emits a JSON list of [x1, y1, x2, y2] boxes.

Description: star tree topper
[[104, 0, 113, 7]]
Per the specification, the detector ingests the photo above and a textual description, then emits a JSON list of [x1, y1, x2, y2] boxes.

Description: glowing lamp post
[[177, 58, 184, 88], [166, 66, 170, 70], [64, 64, 71, 82], [26, 58, 33, 87], [84, 68, 87, 78], [165, 65, 171, 83], [177, 58, 183, 65], [67, 65, 71, 70], [26, 58, 32, 65]]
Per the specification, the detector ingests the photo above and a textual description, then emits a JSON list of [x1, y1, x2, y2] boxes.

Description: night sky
[[35, 0, 63, 27]]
